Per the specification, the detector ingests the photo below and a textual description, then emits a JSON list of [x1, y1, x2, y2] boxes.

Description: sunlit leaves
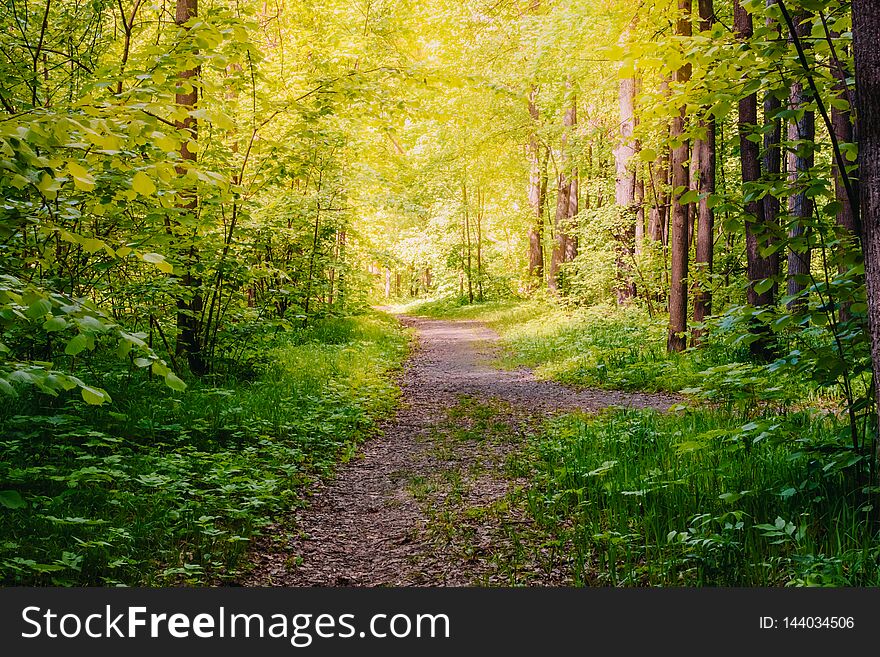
[[132, 171, 157, 196], [66, 161, 95, 191]]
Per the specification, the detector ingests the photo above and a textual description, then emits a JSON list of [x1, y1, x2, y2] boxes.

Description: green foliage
[[0, 314, 407, 585], [525, 408, 879, 586]]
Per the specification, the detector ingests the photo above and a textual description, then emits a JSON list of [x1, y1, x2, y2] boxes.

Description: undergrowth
[[0, 313, 408, 585], [524, 408, 880, 586]]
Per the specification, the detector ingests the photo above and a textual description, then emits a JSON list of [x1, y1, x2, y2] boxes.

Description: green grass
[[523, 408, 879, 586], [0, 312, 408, 585]]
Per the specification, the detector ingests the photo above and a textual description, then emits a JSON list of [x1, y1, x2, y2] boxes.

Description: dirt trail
[[244, 315, 678, 586]]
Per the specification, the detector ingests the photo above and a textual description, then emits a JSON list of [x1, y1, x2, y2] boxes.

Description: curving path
[[243, 315, 678, 586]]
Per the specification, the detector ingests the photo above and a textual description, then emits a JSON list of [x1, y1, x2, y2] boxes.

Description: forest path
[[244, 315, 679, 586]]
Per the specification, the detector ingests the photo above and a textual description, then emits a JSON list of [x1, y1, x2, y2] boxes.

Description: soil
[[243, 315, 679, 586]]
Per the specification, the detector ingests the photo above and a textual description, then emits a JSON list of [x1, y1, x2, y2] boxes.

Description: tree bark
[[635, 177, 645, 255], [692, 0, 716, 345], [735, 0, 776, 359], [527, 89, 547, 285], [832, 75, 858, 239], [667, 0, 692, 353], [174, 0, 204, 374], [852, 0, 880, 467], [648, 151, 667, 243], [463, 179, 473, 304], [762, 1, 783, 293], [785, 15, 815, 309], [615, 66, 638, 301], [548, 96, 578, 293]]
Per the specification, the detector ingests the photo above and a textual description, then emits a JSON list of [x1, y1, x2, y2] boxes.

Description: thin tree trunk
[[463, 179, 473, 304], [615, 62, 638, 301], [527, 89, 546, 285], [735, 0, 776, 359], [667, 0, 692, 353], [174, 0, 204, 374], [692, 0, 717, 345], [762, 1, 783, 299], [648, 153, 667, 243], [476, 188, 484, 301], [549, 94, 578, 293], [785, 14, 815, 309], [827, 27, 860, 323], [635, 177, 645, 255], [301, 178, 323, 326]]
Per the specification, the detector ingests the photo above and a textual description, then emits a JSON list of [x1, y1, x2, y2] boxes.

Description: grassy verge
[[523, 408, 878, 586], [0, 312, 408, 585]]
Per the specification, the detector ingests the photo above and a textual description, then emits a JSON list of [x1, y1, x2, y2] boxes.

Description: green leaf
[[27, 298, 52, 320], [65, 334, 89, 356], [679, 189, 700, 205], [753, 278, 774, 294], [0, 378, 16, 397], [141, 252, 173, 274], [638, 148, 658, 163], [132, 171, 157, 196], [0, 490, 26, 509], [67, 161, 95, 191], [81, 385, 110, 405], [43, 316, 68, 332], [165, 372, 187, 391]]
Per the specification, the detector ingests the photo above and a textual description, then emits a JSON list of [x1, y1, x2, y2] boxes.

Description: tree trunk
[[463, 179, 474, 304], [635, 177, 645, 255], [735, 0, 776, 359], [548, 95, 578, 293], [829, 30, 860, 323], [174, 0, 204, 374], [667, 0, 692, 353], [476, 188, 485, 302], [690, 0, 716, 345], [527, 89, 546, 285], [648, 151, 667, 243], [852, 0, 880, 468], [785, 14, 814, 310], [831, 58, 859, 241], [762, 1, 783, 297], [615, 65, 638, 301], [692, 0, 717, 346]]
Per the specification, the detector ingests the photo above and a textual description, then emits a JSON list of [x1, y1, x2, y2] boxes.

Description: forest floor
[[244, 314, 679, 586]]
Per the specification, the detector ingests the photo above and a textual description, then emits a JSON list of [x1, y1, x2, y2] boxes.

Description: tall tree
[[826, 23, 859, 325], [853, 0, 880, 458], [667, 0, 692, 353], [614, 56, 638, 302], [762, 0, 783, 300], [785, 13, 815, 309], [691, 0, 716, 345], [527, 89, 547, 286], [548, 94, 578, 293], [735, 0, 776, 359], [173, 0, 204, 374]]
